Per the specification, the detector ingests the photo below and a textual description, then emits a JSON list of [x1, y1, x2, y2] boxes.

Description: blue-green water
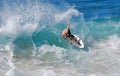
[[0, 0, 120, 76]]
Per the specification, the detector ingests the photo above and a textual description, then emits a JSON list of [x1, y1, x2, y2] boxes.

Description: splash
[[55, 8, 79, 23]]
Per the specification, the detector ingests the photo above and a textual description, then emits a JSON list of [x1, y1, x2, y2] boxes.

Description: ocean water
[[0, 0, 120, 76]]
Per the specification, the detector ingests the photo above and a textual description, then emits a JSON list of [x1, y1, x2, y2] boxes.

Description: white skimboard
[[70, 34, 84, 48]]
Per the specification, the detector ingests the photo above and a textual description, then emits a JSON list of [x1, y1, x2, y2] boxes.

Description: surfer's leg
[[77, 42, 81, 45], [69, 34, 74, 40]]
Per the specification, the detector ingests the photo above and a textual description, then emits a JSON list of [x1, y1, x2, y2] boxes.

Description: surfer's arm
[[67, 21, 71, 29]]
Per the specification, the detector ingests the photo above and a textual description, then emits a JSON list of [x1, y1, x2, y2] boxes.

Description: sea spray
[[6, 51, 15, 76]]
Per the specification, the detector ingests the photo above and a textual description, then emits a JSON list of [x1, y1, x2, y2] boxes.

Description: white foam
[[38, 44, 66, 59], [3, 35, 120, 76], [86, 35, 120, 74], [91, 35, 120, 51], [55, 8, 79, 23], [0, 2, 59, 38], [0, 16, 39, 39], [5, 43, 16, 76], [0, 43, 15, 76]]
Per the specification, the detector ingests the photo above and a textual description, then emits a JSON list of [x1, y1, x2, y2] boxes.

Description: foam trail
[[0, 43, 16, 76], [6, 44, 15, 76], [37, 44, 66, 59]]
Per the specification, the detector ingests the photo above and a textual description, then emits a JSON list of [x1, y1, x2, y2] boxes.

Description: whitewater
[[0, 0, 120, 76]]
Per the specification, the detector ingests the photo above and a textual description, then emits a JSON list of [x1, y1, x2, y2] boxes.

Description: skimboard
[[69, 34, 84, 48]]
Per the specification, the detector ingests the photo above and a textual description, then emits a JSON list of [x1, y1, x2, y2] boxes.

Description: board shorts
[[68, 29, 71, 36], [68, 29, 76, 39]]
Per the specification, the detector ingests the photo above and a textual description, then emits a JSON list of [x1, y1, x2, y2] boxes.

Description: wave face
[[0, 0, 120, 76]]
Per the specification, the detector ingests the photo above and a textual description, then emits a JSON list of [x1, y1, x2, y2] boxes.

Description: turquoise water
[[0, 0, 120, 76]]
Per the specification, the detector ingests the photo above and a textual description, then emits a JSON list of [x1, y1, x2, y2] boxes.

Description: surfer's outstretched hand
[[67, 21, 71, 29]]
